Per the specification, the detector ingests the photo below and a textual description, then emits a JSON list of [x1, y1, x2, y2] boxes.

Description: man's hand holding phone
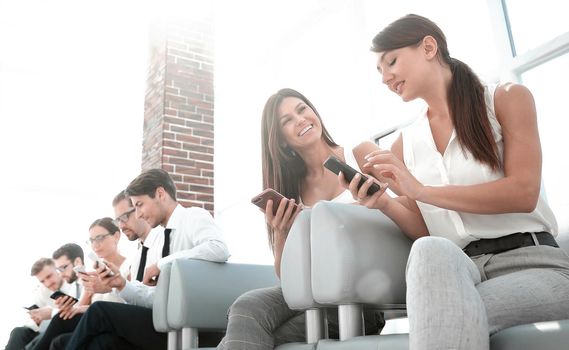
[[28, 306, 52, 325], [50, 291, 78, 318]]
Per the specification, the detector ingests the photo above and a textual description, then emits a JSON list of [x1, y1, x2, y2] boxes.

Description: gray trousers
[[216, 286, 384, 350], [407, 236, 569, 350]]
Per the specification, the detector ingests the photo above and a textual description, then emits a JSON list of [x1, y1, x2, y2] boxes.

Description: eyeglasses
[[112, 207, 135, 226], [56, 263, 71, 273], [86, 232, 113, 245]]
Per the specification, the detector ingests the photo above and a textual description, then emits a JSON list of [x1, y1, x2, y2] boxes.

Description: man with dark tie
[[64, 168, 230, 350], [112, 190, 161, 282]]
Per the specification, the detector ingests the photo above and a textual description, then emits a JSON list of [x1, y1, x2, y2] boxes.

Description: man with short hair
[[4, 258, 77, 350], [52, 243, 85, 287], [65, 168, 230, 350], [112, 190, 161, 282]]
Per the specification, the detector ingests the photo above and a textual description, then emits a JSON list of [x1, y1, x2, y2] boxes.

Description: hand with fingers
[[95, 260, 126, 291], [142, 264, 160, 286], [264, 196, 303, 245], [59, 303, 88, 320], [362, 149, 424, 200], [28, 306, 52, 325], [81, 271, 112, 294], [54, 295, 77, 318], [339, 171, 389, 210]]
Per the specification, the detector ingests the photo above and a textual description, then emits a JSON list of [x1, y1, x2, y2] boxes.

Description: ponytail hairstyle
[[371, 14, 500, 170], [260, 88, 338, 249]]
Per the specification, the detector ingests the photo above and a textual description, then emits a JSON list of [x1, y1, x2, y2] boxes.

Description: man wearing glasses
[[52, 243, 84, 295], [111, 190, 162, 282], [65, 168, 230, 350]]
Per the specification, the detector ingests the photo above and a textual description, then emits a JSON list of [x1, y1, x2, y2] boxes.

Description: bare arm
[[420, 84, 542, 213], [349, 141, 428, 240], [364, 84, 542, 214]]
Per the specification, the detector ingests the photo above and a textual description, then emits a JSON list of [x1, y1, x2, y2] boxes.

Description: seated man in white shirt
[[4, 258, 78, 350], [112, 190, 162, 282], [65, 168, 230, 350]]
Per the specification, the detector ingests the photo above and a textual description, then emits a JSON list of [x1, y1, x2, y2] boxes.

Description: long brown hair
[[261, 88, 338, 248], [371, 14, 500, 170]]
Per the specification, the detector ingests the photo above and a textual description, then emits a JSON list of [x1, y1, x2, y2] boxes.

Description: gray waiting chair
[[295, 200, 569, 349], [153, 259, 279, 350]]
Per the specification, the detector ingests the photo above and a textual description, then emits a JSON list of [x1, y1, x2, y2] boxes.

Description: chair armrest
[[167, 259, 279, 330], [311, 201, 412, 307], [152, 261, 174, 332], [281, 209, 322, 310]]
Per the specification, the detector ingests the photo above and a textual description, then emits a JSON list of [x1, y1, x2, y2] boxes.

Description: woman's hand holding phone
[[265, 196, 302, 239], [251, 188, 302, 238], [81, 271, 113, 294], [339, 171, 389, 211], [93, 259, 126, 291]]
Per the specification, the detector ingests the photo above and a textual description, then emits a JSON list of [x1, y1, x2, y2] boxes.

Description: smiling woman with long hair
[[217, 88, 385, 350]]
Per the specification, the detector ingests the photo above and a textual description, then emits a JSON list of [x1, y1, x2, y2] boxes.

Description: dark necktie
[[136, 246, 149, 282], [162, 228, 172, 258]]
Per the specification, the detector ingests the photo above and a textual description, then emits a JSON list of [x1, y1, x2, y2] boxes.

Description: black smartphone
[[24, 304, 39, 310], [251, 188, 298, 215], [49, 291, 78, 303], [323, 155, 381, 196]]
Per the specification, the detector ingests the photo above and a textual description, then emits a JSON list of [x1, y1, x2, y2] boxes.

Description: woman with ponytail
[[342, 14, 569, 350]]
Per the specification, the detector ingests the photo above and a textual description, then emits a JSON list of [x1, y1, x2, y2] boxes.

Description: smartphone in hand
[[87, 252, 115, 277], [50, 291, 78, 303], [251, 188, 298, 215], [323, 155, 382, 196], [24, 304, 39, 310], [73, 265, 87, 275]]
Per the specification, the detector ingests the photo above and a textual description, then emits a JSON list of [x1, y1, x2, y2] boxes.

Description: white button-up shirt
[[119, 204, 229, 307]]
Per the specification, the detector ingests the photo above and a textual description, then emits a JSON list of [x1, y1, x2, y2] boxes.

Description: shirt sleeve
[[118, 280, 155, 309], [156, 209, 230, 269]]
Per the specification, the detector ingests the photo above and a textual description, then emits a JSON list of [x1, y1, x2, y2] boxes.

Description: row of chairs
[[153, 201, 569, 350]]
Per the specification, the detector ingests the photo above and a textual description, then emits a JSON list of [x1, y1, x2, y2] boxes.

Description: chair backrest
[[281, 209, 323, 310], [167, 259, 278, 330], [310, 201, 412, 307]]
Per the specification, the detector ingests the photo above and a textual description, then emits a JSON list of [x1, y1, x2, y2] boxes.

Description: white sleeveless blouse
[[401, 84, 558, 248]]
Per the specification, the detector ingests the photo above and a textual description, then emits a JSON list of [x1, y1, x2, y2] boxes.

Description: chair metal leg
[[305, 308, 327, 343], [181, 327, 198, 350], [167, 331, 178, 350], [338, 304, 364, 340]]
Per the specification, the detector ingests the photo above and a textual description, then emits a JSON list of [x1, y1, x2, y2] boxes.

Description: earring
[[283, 145, 296, 157]]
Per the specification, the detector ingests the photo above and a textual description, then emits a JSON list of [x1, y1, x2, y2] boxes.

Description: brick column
[[142, 11, 215, 213]]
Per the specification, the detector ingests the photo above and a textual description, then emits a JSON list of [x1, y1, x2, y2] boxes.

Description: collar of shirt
[[163, 203, 185, 235]]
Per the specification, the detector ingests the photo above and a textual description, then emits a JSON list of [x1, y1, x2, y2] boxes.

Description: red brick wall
[[142, 13, 215, 213]]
